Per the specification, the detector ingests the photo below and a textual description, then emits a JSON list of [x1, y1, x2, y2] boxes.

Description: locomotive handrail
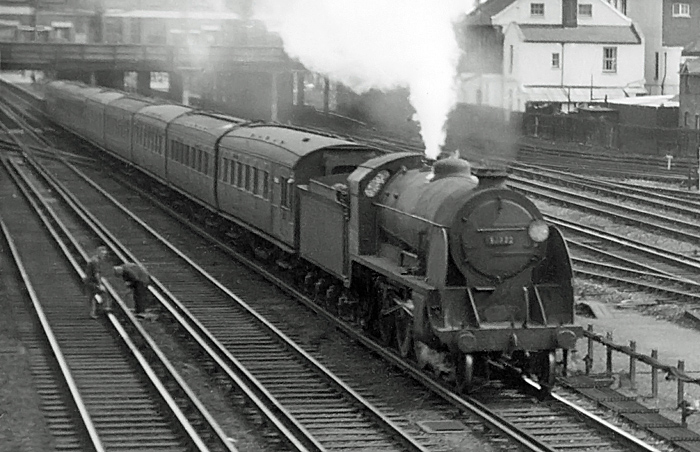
[[373, 202, 449, 228]]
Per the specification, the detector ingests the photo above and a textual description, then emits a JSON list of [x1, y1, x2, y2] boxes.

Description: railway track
[[69, 149, 665, 451], [0, 155, 235, 452], [0, 80, 669, 452]]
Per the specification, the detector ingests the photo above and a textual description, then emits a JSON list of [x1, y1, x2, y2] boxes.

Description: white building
[[460, 0, 646, 112], [605, 0, 684, 95]]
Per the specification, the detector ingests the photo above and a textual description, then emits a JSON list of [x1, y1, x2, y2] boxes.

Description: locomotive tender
[[45, 80, 581, 390]]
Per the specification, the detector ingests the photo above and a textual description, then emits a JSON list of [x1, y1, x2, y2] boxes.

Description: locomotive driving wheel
[[378, 305, 396, 347], [455, 353, 475, 394], [395, 310, 413, 358], [536, 351, 556, 387]]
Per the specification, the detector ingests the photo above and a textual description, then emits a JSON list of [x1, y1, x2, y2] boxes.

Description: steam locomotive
[[44, 80, 581, 391]]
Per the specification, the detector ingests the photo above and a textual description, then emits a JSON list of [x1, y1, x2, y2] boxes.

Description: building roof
[[464, 0, 516, 26], [681, 58, 700, 74], [518, 24, 641, 44], [606, 95, 679, 108]]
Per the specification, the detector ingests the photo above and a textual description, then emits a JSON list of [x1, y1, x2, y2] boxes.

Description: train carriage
[[219, 125, 380, 250], [45, 82, 102, 138], [45, 81, 81, 129], [104, 97, 156, 163], [70, 86, 105, 140], [132, 104, 193, 179], [84, 90, 125, 147], [167, 112, 246, 208]]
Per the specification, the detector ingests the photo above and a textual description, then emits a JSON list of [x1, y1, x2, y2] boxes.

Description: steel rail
[[510, 179, 700, 242], [101, 166, 558, 452], [2, 77, 660, 452], [548, 215, 700, 272], [15, 140, 324, 452], [6, 156, 245, 452], [0, 212, 107, 452], [511, 165, 700, 218], [3, 158, 219, 452], [522, 376, 663, 452], [0, 103, 239, 451], [0, 96, 325, 451], [51, 153, 431, 452]]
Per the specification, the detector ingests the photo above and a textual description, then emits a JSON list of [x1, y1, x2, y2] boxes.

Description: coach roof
[[220, 124, 367, 167], [107, 96, 157, 113], [86, 90, 125, 105], [135, 104, 193, 124], [169, 111, 248, 139]]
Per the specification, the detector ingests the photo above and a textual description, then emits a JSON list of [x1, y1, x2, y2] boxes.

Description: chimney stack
[[563, 0, 578, 27]]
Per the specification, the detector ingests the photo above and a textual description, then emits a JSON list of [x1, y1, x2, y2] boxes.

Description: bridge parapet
[[0, 42, 299, 72]]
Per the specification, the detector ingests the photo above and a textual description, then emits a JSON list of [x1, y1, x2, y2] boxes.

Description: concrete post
[[136, 71, 151, 96], [270, 72, 278, 122], [94, 70, 123, 90], [169, 72, 184, 104], [295, 71, 305, 106], [323, 76, 330, 114]]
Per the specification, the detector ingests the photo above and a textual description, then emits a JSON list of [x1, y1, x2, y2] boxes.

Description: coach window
[[237, 162, 244, 188], [262, 171, 270, 199], [203, 152, 209, 175], [253, 168, 260, 195], [245, 165, 252, 191]]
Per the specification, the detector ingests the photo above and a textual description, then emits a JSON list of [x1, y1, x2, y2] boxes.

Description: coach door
[[272, 168, 295, 246]]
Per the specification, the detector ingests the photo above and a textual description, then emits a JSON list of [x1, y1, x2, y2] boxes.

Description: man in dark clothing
[[113, 263, 152, 315], [83, 246, 109, 319]]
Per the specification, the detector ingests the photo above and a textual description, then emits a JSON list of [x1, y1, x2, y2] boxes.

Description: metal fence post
[[678, 360, 685, 409], [651, 349, 658, 398], [586, 324, 594, 375], [606, 332, 613, 375], [629, 341, 636, 390]]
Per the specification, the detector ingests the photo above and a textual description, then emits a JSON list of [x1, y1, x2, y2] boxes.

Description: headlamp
[[528, 220, 549, 243]]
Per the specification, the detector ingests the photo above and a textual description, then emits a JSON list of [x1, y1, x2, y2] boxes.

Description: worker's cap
[[113, 265, 124, 276]]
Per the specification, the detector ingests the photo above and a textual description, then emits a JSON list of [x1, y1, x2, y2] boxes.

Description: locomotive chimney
[[471, 166, 509, 189], [431, 157, 474, 181], [563, 0, 578, 28]]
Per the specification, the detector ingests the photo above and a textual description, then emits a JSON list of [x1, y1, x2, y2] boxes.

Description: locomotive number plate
[[486, 234, 514, 246]]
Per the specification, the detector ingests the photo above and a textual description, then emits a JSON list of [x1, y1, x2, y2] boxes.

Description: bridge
[[0, 42, 302, 72], [0, 40, 318, 124]]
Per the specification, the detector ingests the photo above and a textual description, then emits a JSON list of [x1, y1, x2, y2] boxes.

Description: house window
[[552, 53, 560, 68], [685, 111, 689, 126], [673, 3, 690, 17], [607, 0, 627, 14], [603, 47, 617, 72], [509, 45, 514, 73], [696, 114, 700, 129], [578, 4, 593, 16], [530, 3, 545, 16], [654, 52, 659, 80]]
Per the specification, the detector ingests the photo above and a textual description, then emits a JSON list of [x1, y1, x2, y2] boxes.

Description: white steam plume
[[254, 0, 470, 159]]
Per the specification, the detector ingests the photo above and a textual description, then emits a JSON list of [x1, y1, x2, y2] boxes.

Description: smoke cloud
[[253, 0, 470, 159]]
